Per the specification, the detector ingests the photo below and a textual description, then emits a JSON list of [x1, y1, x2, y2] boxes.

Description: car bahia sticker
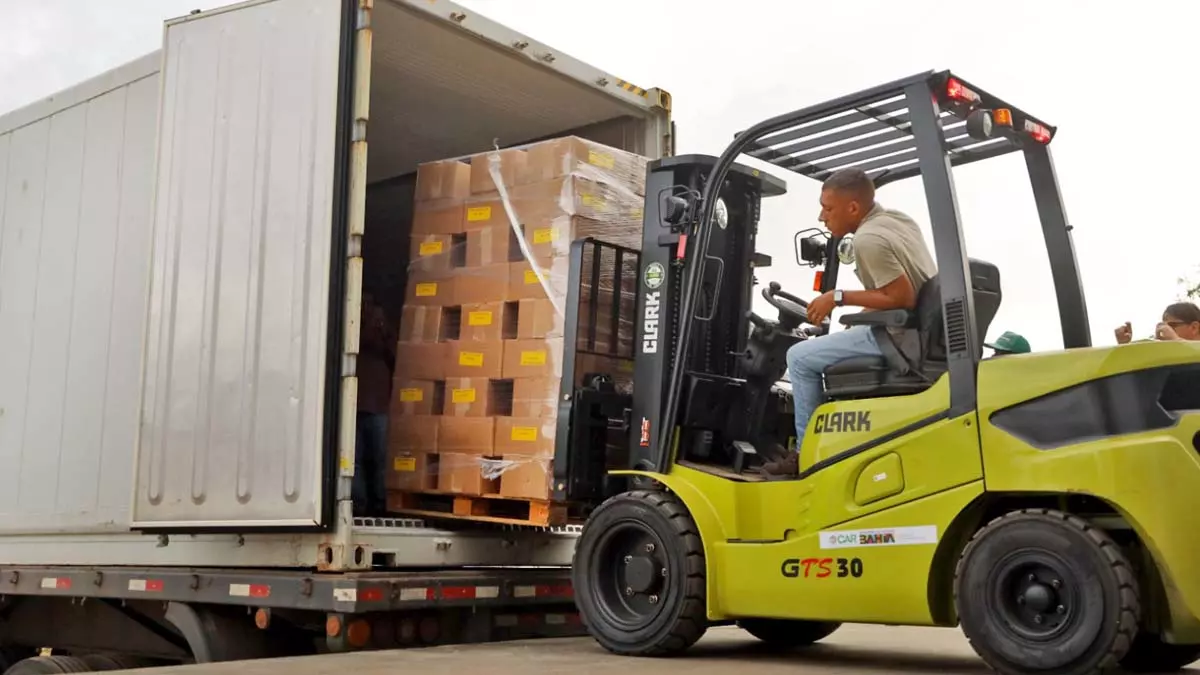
[[818, 525, 938, 550]]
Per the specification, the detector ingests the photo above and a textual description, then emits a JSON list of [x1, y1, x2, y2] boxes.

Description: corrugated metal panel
[[366, 0, 670, 182], [132, 0, 345, 528], [0, 61, 160, 534]]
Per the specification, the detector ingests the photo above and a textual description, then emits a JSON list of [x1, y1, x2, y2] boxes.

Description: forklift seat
[[821, 259, 1002, 399]]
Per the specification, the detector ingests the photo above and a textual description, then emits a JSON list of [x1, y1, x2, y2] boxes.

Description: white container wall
[[0, 54, 160, 534]]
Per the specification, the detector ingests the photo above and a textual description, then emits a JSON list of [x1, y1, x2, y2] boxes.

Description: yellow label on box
[[466, 206, 492, 222], [393, 457, 417, 472], [524, 269, 540, 285], [399, 388, 424, 402], [511, 426, 539, 442], [452, 388, 476, 404], [459, 351, 484, 367], [419, 240, 444, 256], [414, 282, 438, 297], [467, 310, 493, 326], [532, 228, 557, 244], [587, 150, 615, 169], [582, 193, 605, 208], [619, 360, 635, 372], [520, 350, 547, 366]]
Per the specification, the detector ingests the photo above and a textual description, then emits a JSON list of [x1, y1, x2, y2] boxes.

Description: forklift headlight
[[713, 198, 729, 230]]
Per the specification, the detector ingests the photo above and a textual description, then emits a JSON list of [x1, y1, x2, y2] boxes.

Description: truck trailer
[[0, 0, 671, 669]]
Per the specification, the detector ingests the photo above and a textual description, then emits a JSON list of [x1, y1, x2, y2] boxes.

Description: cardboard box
[[443, 377, 513, 417], [470, 148, 527, 195], [508, 258, 570, 301], [388, 414, 439, 454], [416, 159, 471, 202], [495, 417, 555, 457], [438, 417, 495, 454], [388, 452, 437, 491], [503, 338, 563, 379], [410, 234, 459, 273], [519, 137, 649, 194], [391, 379, 443, 416], [466, 224, 518, 267], [398, 305, 444, 344], [444, 340, 504, 379], [394, 343, 446, 381], [454, 264, 512, 305], [453, 302, 516, 343], [513, 377, 559, 418], [405, 269, 453, 307], [498, 455, 553, 500], [412, 201, 465, 235], [437, 452, 498, 495]]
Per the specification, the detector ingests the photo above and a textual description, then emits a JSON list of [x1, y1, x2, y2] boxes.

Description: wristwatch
[[833, 289, 845, 306]]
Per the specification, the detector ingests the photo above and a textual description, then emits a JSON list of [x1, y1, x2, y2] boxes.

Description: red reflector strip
[[40, 577, 71, 590], [229, 583, 271, 598], [441, 586, 475, 600], [128, 579, 163, 592], [676, 234, 688, 259], [359, 587, 384, 602]]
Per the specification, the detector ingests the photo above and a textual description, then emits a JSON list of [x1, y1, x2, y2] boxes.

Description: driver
[[762, 168, 937, 477]]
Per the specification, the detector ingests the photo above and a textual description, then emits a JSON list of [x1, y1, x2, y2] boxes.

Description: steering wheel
[[761, 281, 810, 326]]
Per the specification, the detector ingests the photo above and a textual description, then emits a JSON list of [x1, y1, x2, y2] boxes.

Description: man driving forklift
[[762, 168, 937, 476]]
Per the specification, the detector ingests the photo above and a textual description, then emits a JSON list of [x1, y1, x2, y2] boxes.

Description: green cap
[[986, 331, 1031, 354]]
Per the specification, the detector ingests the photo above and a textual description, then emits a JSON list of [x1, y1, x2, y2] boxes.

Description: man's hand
[[1156, 322, 1180, 341], [807, 291, 836, 325], [1115, 321, 1133, 344]]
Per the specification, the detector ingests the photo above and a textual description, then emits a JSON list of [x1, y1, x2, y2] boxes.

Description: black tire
[[737, 618, 841, 647], [3, 656, 91, 675], [572, 490, 707, 656], [1118, 631, 1200, 672], [953, 508, 1140, 675]]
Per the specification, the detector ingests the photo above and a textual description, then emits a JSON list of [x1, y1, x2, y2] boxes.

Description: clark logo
[[813, 410, 871, 434]]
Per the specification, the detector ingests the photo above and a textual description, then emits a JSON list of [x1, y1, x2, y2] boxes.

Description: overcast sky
[[1, 0, 1196, 352]]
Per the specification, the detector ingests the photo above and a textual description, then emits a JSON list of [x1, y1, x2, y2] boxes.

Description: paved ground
[[117, 623, 1200, 675]]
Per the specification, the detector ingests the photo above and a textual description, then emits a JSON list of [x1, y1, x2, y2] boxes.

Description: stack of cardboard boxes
[[386, 137, 645, 512]]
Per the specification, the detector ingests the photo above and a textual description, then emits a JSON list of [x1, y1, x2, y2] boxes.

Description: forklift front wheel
[[572, 490, 707, 656]]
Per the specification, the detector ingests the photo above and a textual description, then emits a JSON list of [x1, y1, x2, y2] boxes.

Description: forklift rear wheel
[[2, 656, 90, 675], [737, 618, 841, 648], [953, 508, 1140, 675], [572, 490, 707, 656], [1118, 632, 1200, 672]]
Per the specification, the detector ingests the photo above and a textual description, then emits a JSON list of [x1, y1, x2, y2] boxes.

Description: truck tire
[[953, 508, 1140, 675], [1118, 632, 1200, 672], [3, 656, 90, 675], [737, 618, 841, 647], [572, 490, 707, 656]]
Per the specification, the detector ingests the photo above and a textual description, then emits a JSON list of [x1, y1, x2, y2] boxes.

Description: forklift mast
[[627, 156, 786, 474]]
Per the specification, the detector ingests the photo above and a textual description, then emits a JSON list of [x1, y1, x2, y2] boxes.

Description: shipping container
[[0, 0, 671, 667]]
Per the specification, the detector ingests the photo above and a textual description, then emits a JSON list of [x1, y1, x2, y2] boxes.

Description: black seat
[[821, 259, 1002, 399]]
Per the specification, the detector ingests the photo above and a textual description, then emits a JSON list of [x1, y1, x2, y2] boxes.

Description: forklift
[[551, 71, 1200, 675]]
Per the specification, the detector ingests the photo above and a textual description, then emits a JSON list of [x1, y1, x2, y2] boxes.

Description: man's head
[[819, 168, 876, 237], [1163, 302, 1200, 340], [985, 331, 1031, 356]]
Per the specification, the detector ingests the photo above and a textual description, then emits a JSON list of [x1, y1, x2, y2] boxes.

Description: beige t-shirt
[[851, 203, 937, 350]]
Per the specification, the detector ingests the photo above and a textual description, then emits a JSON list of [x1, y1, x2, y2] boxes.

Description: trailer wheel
[[572, 490, 707, 656], [737, 618, 841, 647], [953, 508, 1140, 675], [1118, 632, 1200, 672], [3, 656, 90, 675]]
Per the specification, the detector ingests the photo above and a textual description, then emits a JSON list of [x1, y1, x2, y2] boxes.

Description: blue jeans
[[353, 412, 389, 515], [786, 326, 883, 449]]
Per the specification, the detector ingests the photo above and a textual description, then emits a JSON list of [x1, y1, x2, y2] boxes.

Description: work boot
[[759, 451, 798, 478]]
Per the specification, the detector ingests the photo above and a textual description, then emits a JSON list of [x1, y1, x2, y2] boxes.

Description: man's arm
[[807, 232, 917, 325]]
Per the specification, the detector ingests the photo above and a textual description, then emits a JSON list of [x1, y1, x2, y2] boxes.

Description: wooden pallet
[[387, 490, 568, 527]]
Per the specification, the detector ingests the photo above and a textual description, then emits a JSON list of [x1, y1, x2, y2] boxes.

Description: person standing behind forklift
[[763, 169, 937, 477], [1114, 301, 1200, 344]]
